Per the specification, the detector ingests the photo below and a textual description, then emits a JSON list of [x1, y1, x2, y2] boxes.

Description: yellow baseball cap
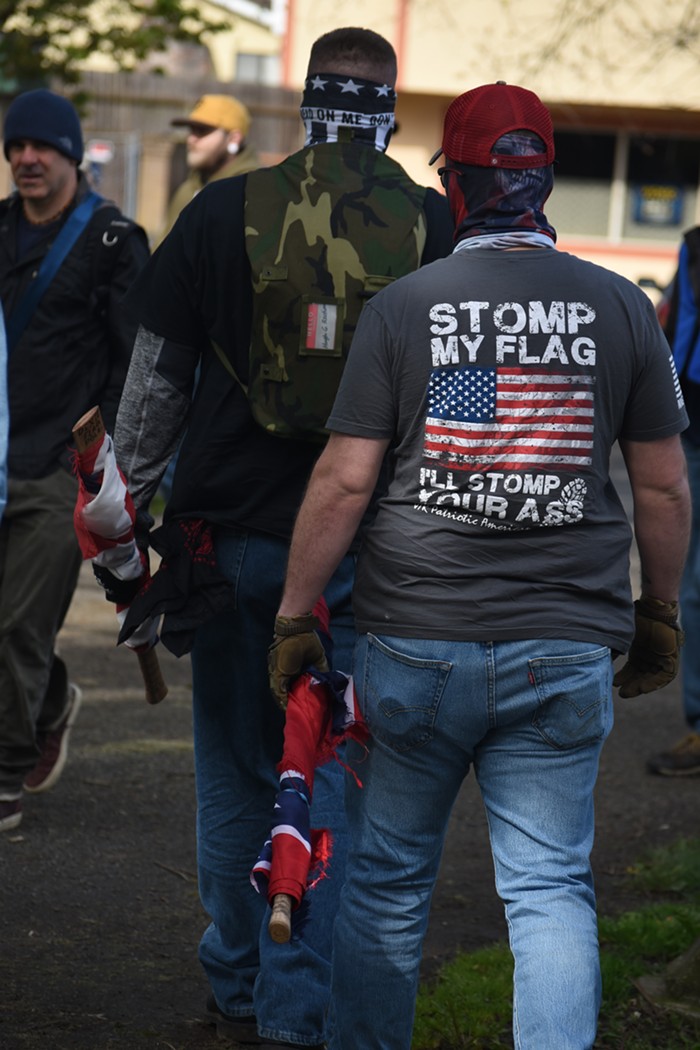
[[171, 94, 251, 137]]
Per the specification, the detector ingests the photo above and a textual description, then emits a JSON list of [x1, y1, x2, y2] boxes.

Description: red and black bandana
[[443, 132, 557, 245]]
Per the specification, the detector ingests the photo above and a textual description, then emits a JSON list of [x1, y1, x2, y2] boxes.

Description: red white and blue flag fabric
[[251, 600, 367, 928], [73, 431, 158, 652], [424, 366, 595, 471]]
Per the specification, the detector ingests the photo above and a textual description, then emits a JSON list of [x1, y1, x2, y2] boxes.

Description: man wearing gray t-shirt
[[268, 82, 690, 1050]]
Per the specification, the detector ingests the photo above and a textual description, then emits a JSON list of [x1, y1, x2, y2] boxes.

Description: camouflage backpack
[[242, 140, 427, 441]]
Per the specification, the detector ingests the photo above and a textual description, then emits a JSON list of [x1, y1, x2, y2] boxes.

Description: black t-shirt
[[123, 165, 453, 539], [125, 176, 322, 538]]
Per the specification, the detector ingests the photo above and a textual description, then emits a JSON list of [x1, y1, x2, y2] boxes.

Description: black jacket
[[0, 174, 150, 479]]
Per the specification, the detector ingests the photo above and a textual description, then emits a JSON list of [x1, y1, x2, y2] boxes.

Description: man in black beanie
[[0, 89, 149, 832]]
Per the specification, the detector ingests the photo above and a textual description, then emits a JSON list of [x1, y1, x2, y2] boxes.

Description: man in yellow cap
[[156, 94, 260, 246]]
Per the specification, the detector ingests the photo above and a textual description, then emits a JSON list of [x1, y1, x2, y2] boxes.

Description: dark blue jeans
[[192, 527, 354, 1045]]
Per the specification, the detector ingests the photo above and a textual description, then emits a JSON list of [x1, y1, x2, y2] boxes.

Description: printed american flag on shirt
[[424, 366, 595, 471]]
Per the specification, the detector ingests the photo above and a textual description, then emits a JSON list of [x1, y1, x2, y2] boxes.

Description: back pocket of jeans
[[361, 634, 451, 753], [529, 646, 612, 749]]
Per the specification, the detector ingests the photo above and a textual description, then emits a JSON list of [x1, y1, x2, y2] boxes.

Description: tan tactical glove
[[613, 596, 684, 698], [268, 612, 329, 711]]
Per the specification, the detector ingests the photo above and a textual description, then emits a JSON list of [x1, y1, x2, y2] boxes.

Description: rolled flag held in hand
[[72, 406, 167, 705], [251, 598, 367, 942]]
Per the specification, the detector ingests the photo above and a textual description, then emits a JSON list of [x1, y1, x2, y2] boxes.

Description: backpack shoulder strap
[[6, 190, 102, 353], [89, 202, 142, 289]]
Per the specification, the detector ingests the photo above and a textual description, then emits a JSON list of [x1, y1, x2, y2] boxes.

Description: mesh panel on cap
[[439, 83, 554, 169]]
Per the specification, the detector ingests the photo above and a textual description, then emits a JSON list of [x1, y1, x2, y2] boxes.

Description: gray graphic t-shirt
[[327, 248, 687, 651]]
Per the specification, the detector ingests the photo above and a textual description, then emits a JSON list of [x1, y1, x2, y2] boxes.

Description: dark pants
[[193, 527, 355, 1044], [0, 469, 82, 794]]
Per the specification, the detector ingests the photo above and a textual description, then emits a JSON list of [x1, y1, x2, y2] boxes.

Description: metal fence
[[1, 70, 303, 226]]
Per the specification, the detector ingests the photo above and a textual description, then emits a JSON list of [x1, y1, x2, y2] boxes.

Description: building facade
[[1, 0, 699, 289], [282, 0, 700, 289]]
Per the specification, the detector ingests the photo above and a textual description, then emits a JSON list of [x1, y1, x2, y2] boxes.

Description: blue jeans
[[679, 437, 700, 732], [328, 634, 614, 1050], [191, 527, 354, 1046]]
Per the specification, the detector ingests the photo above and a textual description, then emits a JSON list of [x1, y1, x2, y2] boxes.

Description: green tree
[[0, 0, 229, 88]]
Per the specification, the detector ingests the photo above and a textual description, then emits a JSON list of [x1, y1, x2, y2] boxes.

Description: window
[[235, 52, 280, 85], [546, 131, 615, 238], [624, 135, 699, 240], [545, 130, 700, 243]]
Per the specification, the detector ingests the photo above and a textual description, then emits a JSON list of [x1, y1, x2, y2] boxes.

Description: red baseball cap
[[430, 81, 555, 169]]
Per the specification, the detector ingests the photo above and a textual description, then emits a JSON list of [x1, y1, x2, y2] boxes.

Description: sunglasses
[[437, 166, 464, 189]]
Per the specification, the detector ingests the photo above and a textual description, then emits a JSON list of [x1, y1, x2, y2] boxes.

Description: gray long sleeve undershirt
[[114, 325, 192, 511]]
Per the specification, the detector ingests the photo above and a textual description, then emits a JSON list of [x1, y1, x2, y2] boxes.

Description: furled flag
[[251, 598, 367, 942], [72, 407, 167, 704]]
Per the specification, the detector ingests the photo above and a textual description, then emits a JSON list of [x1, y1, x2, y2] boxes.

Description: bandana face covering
[[445, 131, 557, 245], [301, 73, 396, 152]]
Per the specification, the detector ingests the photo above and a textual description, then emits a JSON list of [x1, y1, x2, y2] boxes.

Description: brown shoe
[[24, 684, 83, 794], [647, 731, 700, 776]]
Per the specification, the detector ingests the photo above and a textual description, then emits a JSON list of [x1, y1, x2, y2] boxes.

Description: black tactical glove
[[268, 612, 329, 711], [134, 507, 154, 556], [92, 563, 144, 605], [613, 596, 684, 698]]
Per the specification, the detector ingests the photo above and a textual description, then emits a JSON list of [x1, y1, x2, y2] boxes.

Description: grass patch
[[413, 838, 700, 1049], [413, 944, 513, 1048], [627, 837, 700, 898]]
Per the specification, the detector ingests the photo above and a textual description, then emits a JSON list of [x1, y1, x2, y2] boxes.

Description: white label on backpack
[[306, 303, 337, 351]]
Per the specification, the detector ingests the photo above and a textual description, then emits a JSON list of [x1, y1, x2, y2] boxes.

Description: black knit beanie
[[3, 89, 83, 164]]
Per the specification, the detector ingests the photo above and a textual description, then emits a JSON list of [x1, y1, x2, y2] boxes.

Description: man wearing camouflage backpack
[[112, 26, 453, 1050]]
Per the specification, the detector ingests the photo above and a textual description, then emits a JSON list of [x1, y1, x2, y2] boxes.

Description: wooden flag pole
[[268, 893, 293, 943]]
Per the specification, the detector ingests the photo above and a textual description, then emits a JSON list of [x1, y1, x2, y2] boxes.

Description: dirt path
[[1, 461, 698, 1048]]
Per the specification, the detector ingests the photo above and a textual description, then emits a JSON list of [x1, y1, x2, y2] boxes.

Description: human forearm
[[635, 504, 690, 602], [615, 436, 690, 697], [269, 434, 388, 709], [278, 434, 389, 615], [278, 501, 363, 616], [279, 481, 369, 616], [622, 436, 691, 601], [632, 483, 690, 602]]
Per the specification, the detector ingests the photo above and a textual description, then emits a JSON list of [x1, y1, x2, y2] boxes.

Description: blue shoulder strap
[[6, 190, 102, 353]]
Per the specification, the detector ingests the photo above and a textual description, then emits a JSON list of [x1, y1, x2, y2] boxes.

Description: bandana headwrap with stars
[[301, 73, 396, 152]]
